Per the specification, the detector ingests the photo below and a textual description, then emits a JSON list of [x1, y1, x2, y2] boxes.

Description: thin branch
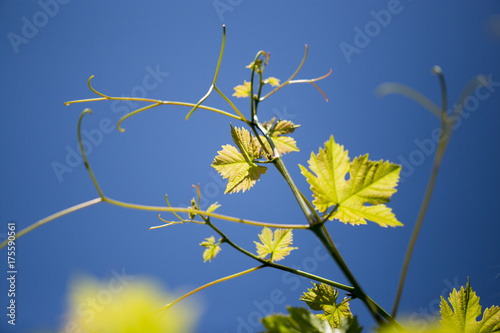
[[103, 196, 309, 229], [155, 266, 264, 316], [204, 217, 353, 292], [78, 109, 105, 198], [0, 197, 103, 250], [392, 66, 449, 318]]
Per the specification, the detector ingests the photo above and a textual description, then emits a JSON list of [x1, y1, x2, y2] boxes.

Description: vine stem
[[66, 96, 244, 130], [102, 196, 309, 229], [376, 69, 488, 318], [204, 216, 353, 292], [185, 25, 248, 123], [391, 66, 449, 317], [0, 195, 308, 250], [155, 265, 264, 315], [311, 225, 402, 329], [245, 51, 316, 226], [0, 197, 102, 250]]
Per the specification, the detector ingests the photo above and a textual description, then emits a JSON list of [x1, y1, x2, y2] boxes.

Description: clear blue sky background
[[1, 1, 500, 332]]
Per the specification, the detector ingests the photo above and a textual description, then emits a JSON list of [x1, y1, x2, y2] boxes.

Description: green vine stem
[[0, 197, 102, 250], [258, 45, 332, 103], [103, 196, 309, 229], [390, 66, 449, 318], [246, 55, 317, 226], [379, 67, 489, 318], [155, 265, 265, 316], [65, 76, 245, 131], [185, 25, 249, 123], [311, 225, 392, 327], [202, 214, 353, 292]]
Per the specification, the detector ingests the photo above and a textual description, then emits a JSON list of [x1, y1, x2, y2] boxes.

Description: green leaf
[[233, 81, 251, 98], [265, 77, 281, 87], [260, 306, 332, 333], [199, 236, 221, 262], [262, 117, 300, 137], [206, 202, 220, 213], [231, 124, 263, 162], [260, 118, 300, 156], [300, 282, 337, 311], [299, 135, 402, 227], [440, 279, 500, 332], [254, 227, 297, 262], [212, 126, 267, 194], [300, 282, 352, 328]]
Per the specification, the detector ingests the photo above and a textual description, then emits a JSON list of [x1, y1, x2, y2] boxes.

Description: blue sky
[[1, 1, 500, 332]]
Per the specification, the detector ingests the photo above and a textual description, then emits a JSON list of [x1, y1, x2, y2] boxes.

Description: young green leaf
[[231, 124, 263, 161], [263, 118, 300, 136], [232, 81, 251, 98], [212, 126, 267, 194], [261, 306, 332, 333], [264, 77, 281, 87], [254, 227, 297, 262], [206, 202, 221, 213], [299, 135, 402, 227], [260, 118, 300, 156], [199, 236, 222, 262], [300, 282, 352, 328], [440, 279, 500, 332]]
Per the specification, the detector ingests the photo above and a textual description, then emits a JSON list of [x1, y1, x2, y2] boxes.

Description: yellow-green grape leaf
[[300, 282, 352, 328], [440, 280, 500, 332], [232, 80, 251, 98], [212, 126, 267, 194], [262, 117, 300, 136], [230, 125, 263, 161], [260, 135, 299, 156], [212, 144, 267, 194], [199, 236, 221, 262], [299, 135, 402, 227], [206, 202, 221, 213], [335, 155, 402, 227], [320, 302, 353, 330], [265, 77, 281, 87], [254, 227, 297, 262], [299, 135, 350, 213], [260, 118, 300, 156]]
